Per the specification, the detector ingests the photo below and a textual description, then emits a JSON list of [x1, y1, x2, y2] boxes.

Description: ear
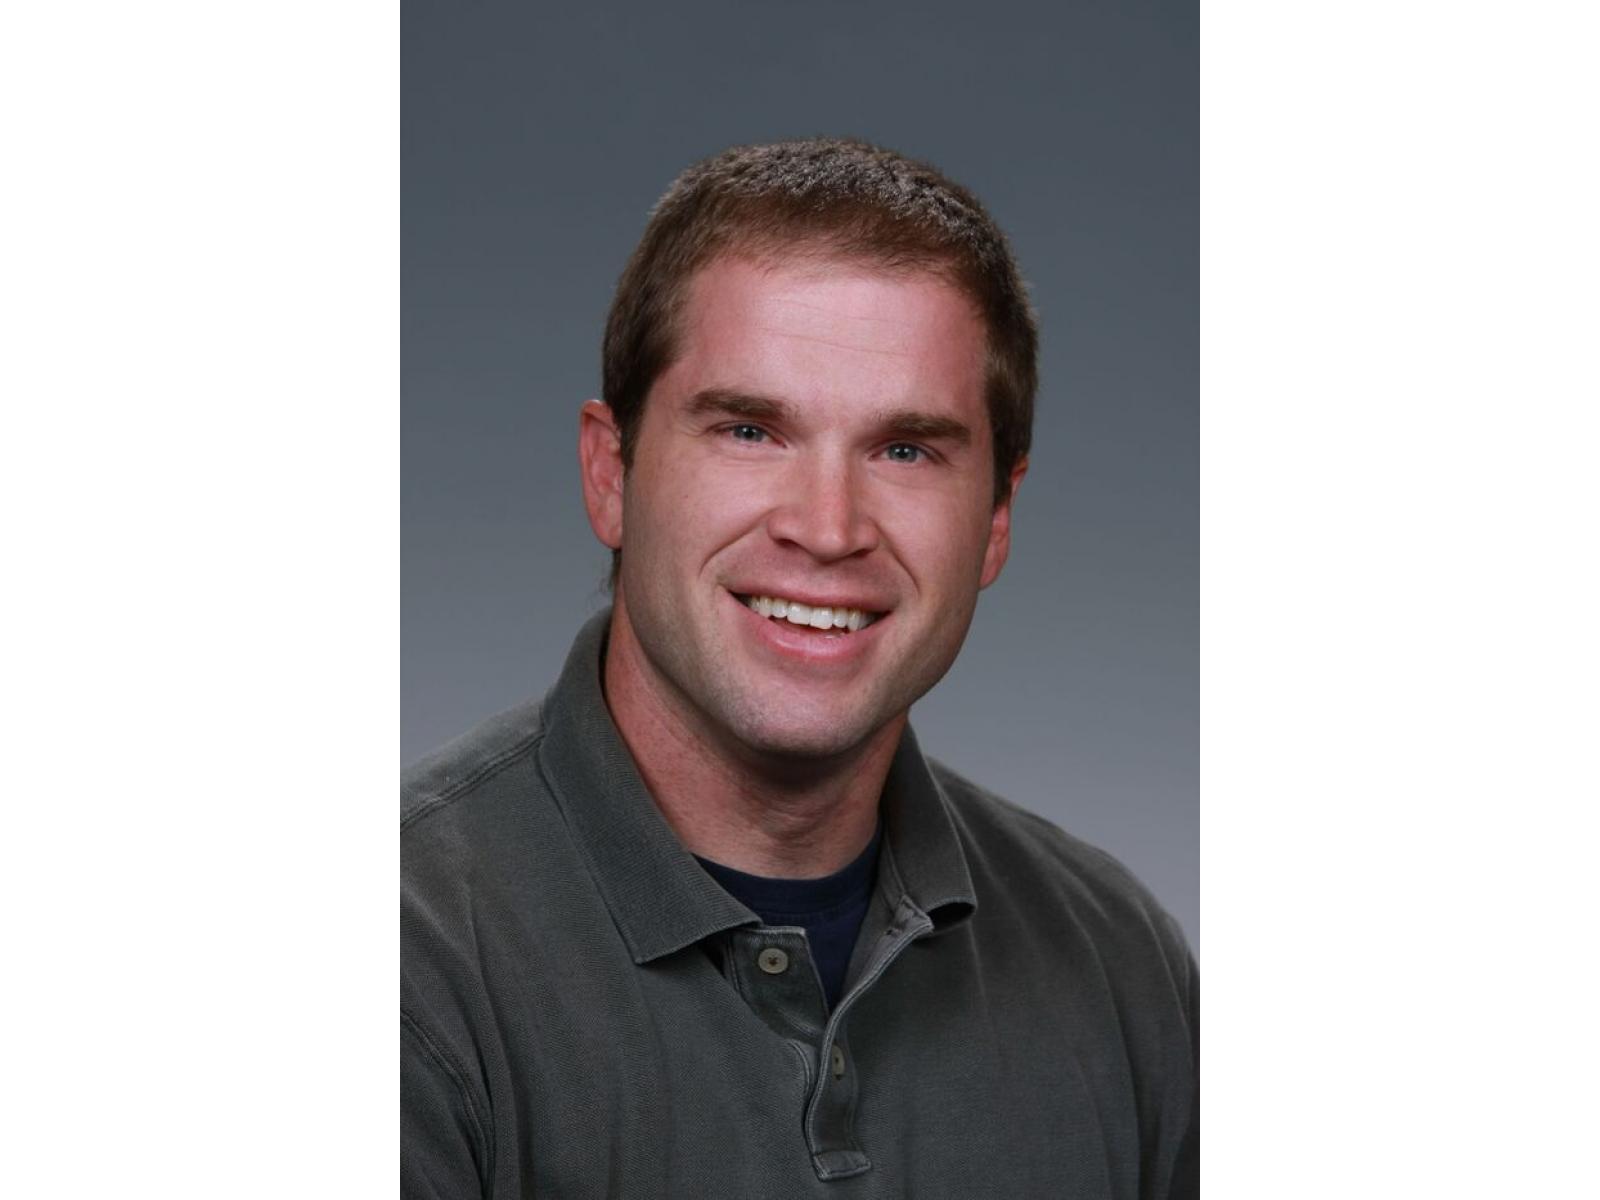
[[978, 457, 1027, 590], [579, 399, 625, 550]]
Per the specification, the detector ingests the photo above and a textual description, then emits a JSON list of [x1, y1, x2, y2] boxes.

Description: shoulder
[[401, 698, 554, 1051], [928, 756, 1192, 963], [400, 707, 556, 1191], [402, 697, 548, 834], [401, 696, 555, 946]]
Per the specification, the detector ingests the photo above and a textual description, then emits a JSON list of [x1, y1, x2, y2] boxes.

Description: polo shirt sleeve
[[402, 1011, 490, 1199]]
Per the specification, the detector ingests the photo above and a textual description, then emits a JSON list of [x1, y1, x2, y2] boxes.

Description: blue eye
[[884, 443, 924, 463], [728, 424, 767, 442]]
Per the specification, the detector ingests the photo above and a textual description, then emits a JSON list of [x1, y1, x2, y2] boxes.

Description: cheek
[[628, 459, 768, 565], [882, 494, 993, 586], [682, 470, 770, 544]]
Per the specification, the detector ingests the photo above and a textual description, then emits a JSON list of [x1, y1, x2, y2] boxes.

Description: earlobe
[[978, 458, 1027, 590], [578, 399, 625, 550]]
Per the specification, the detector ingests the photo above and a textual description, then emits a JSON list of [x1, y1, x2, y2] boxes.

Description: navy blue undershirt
[[696, 821, 883, 1012]]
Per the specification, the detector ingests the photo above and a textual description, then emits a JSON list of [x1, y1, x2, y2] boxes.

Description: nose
[[764, 454, 880, 562]]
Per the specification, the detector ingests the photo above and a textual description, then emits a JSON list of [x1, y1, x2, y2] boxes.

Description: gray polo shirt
[[402, 612, 1198, 1198]]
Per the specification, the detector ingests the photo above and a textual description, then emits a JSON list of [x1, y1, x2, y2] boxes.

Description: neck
[[601, 605, 898, 880]]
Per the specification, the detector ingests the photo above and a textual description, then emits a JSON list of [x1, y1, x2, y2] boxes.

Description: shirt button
[[831, 1045, 846, 1078], [757, 947, 789, 975]]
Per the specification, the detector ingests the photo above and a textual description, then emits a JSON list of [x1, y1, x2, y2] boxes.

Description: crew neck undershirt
[[695, 820, 884, 1012]]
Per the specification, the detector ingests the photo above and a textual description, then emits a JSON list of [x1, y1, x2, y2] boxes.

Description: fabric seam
[[402, 729, 545, 833], [402, 1007, 496, 1186]]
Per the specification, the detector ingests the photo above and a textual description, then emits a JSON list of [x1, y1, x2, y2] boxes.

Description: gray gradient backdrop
[[403, 0, 1197, 948]]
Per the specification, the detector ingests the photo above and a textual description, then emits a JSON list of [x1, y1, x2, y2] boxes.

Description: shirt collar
[[537, 609, 978, 964]]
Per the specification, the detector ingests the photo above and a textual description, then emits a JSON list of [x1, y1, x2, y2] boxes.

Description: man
[[403, 138, 1197, 1198]]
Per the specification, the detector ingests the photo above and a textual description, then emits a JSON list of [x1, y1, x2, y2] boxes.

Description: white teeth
[[739, 593, 880, 633]]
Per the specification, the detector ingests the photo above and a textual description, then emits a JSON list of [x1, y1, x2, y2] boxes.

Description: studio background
[[403, 0, 1198, 947]]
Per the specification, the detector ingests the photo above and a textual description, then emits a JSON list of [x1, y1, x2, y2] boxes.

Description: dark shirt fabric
[[694, 820, 883, 1012], [402, 611, 1199, 1198]]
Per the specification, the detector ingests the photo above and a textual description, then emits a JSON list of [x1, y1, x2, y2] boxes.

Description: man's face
[[588, 254, 1023, 763]]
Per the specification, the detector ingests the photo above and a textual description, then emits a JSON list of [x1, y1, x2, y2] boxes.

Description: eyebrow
[[875, 409, 972, 447], [684, 389, 792, 424], [685, 389, 973, 447]]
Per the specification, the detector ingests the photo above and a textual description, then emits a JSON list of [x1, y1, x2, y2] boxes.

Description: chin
[[715, 698, 888, 764]]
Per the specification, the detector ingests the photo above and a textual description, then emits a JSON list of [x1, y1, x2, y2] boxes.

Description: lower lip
[[724, 591, 887, 667]]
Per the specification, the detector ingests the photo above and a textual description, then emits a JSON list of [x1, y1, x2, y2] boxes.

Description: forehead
[[663, 254, 988, 417]]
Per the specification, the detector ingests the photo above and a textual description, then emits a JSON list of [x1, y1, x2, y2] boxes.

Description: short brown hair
[[601, 138, 1038, 575]]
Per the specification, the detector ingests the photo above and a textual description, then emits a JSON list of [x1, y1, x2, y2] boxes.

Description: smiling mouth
[[734, 593, 886, 634]]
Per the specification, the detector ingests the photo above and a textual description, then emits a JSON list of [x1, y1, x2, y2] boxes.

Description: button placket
[[804, 896, 935, 1181], [722, 928, 826, 1047]]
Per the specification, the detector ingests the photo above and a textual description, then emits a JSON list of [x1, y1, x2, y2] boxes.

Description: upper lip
[[727, 585, 893, 614]]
